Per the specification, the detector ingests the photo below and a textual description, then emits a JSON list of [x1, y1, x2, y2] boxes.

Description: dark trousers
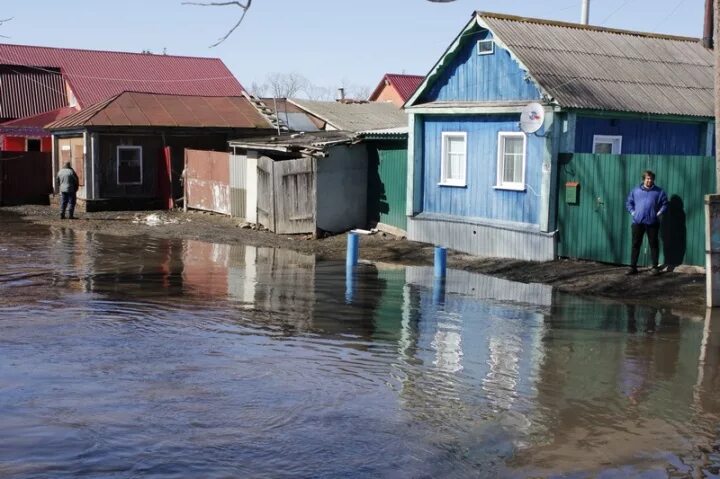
[[631, 223, 659, 268], [60, 192, 77, 218]]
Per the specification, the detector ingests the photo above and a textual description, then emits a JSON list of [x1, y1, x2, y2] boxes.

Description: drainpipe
[[581, 0, 590, 24], [703, 0, 713, 49]]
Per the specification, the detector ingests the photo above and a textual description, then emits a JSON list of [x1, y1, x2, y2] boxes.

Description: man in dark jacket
[[625, 170, 668, 275], [56, 161, 79, 219]]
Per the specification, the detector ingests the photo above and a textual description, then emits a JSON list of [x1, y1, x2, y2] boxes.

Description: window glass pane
[[513, 153, 523, 183], [26, 139, 41, 152], [447, 136, 464, 154], [504, 137, 523, 155], [448, 153, 464, 180], [594, 142, 612, 154], [501, 136, 523, 185], [118, 148, 141, 184], [444, 135, 465, 183]]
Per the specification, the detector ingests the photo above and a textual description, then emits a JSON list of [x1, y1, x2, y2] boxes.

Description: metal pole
[[434, 246, 447, 278], [581, 0, 590, 24], [703, 0, 714, 49], [346, 232, 359, 268]]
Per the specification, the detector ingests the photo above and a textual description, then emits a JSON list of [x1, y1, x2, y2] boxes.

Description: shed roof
[[229, 130, 354, 152], [0, 43, 246, 108], [409, 11, 714, 117], [288, 99, 407, 132], [0, 106, 77, 136], [368, 73, 424, 103], [46, 92, 272, 130]]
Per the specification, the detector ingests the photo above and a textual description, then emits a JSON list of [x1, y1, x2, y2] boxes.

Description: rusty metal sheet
[[48, 92, 271, 130], [185, 149, 231, 215]]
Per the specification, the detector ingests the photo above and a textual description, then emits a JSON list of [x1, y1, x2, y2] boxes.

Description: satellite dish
[[520, 102, 545, 134]]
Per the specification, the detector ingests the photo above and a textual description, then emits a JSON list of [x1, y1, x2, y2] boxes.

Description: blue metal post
[[432, 277, 446, 306], [346, 232, 359, 268], [434, 246, 447, 278], [345, 267, 355, 304]]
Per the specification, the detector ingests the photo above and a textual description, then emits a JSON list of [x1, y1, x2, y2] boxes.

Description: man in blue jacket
[[625, 170, 669, 275]]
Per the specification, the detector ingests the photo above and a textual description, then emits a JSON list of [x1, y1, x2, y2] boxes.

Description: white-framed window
[[477, 39, 494, 55], [592, 135, 622, 154], [440, 131, 467, 187], [496, 132, 526, 191], [117, 145, 143, 185]]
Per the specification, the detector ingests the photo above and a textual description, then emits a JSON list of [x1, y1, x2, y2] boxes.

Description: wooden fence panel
[[274, 157, 315, 234], [256, 156, 275, 231]]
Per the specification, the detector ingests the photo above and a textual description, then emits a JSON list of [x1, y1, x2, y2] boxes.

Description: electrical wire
[[652, 0, 690, 31], [600, 0, 633, 25]]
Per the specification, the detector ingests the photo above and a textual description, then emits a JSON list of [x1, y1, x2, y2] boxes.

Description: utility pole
[[706, 0, 720, 306], [581, 0, 590, 25]]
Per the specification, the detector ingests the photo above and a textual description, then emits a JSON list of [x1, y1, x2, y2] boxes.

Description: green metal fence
[[557, 153, 715, 266]]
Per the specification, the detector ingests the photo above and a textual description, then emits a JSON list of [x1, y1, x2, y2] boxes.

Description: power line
[[601, 0, 633, 25]]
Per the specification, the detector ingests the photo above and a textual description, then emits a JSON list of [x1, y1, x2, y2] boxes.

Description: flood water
[[1, 212, 720, 478]]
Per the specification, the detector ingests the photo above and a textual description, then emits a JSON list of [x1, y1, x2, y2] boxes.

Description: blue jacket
[[625, 184, 668, 225]]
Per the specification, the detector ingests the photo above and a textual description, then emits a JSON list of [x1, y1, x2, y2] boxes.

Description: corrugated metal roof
[[0, 65, 66, 119], [0, 43, 246, 108], [46, 92, 272, 130], [0, 106, 77, 130], [287, 99, 407, 132], [355, 126, 408, 139], [369, 73, 424, 102], [229, 130, 354, 151], [477, 12, 714, 117]]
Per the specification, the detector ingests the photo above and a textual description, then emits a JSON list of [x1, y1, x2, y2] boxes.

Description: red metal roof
[[0, 65, 66, 119], [0, 43, 246, 108], [46, 92, 272, 130], [0, 106, 77, 136], [369, 73, 425, 103]]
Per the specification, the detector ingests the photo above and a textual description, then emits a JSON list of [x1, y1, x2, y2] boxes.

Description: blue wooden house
[[404, 12, 714, 262]]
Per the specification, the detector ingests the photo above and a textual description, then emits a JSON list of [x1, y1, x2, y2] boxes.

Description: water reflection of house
[[392, 266, 549, 438]]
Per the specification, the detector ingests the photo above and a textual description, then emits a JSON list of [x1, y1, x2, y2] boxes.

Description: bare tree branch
[[0, 17, 12, 39], [182, 1, 251, 47]]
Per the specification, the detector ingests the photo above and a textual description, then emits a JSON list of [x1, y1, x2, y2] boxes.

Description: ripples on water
[[1, 214, 719, 478]]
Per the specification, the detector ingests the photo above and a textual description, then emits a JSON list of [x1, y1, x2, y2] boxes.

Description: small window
[[496, 132, 526, 191], [26, 138, 41, 152], [592, 135, 622, 154], [117, 146, 143, 185], [477, 39, 494, 55], [440, 132, 467, 187]]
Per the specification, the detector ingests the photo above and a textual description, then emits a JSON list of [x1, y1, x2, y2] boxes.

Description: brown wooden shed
[[45, 91, 273, 211]]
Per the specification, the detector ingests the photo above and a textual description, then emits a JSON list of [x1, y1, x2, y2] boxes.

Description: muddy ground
[[1, 204, 707, 315]]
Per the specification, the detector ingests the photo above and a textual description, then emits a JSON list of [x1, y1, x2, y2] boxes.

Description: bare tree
[[182, 1, 251, 47], [248, 80, 269, 98], [264, 72, 309, 98], [0, 17, 12, 38], [302, 84, 334, 101]]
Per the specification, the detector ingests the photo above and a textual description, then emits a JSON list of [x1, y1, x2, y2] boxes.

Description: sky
[[1, 0, 709, 96]]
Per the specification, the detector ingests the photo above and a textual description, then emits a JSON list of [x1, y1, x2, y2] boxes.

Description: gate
[[0, 151, 52, 205], [184, 149, 231, 215], [557, 153, 715, 266], [256, 156, 316, 234]]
